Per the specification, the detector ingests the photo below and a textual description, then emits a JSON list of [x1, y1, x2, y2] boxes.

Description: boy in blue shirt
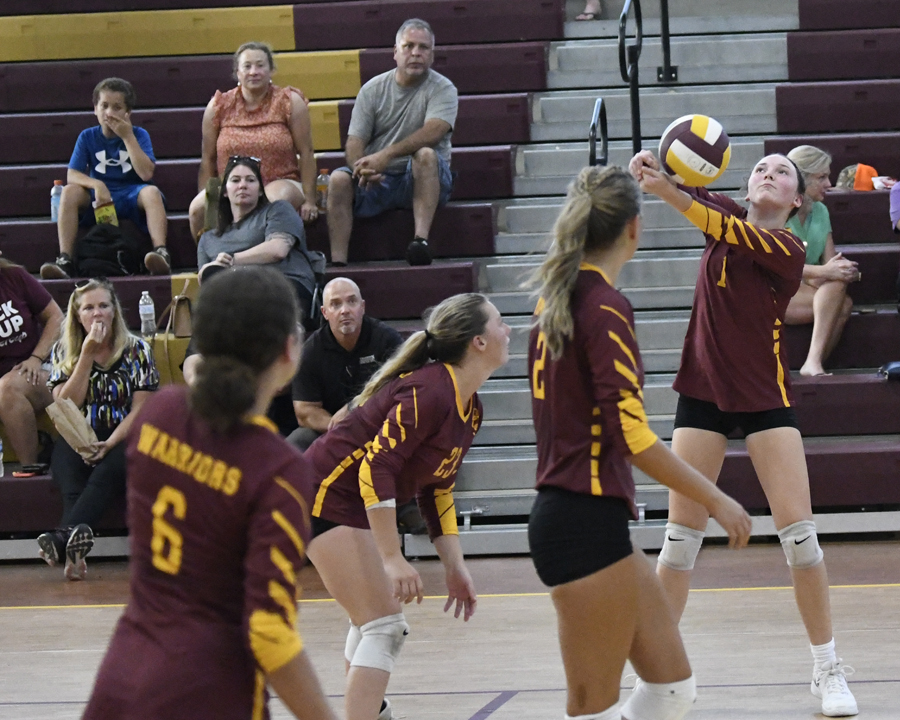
[[41, 78, 170, 279]]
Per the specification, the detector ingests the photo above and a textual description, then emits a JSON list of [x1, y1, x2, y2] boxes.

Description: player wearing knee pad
[[657, 522, 705, 571], [348, 613, 410, 673], [778, 519, 824, 569], [620, 676, 697, 720]]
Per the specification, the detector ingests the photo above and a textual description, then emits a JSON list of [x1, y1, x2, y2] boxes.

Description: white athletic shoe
[[811, 660, 858, 717], [376, 698, 392, 720]]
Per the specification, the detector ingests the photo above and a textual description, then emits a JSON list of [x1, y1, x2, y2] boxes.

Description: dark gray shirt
[[197, 200, 315, 293]]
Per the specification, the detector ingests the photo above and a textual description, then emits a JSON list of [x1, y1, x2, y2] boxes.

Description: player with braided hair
[[528, 165, 752, 720]]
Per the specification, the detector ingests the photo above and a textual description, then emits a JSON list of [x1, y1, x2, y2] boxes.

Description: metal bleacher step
[[562, 0, 798, 40], [513, 138, 765, 197], [547, 33, 788, 89], [530, 83, 777, 143]]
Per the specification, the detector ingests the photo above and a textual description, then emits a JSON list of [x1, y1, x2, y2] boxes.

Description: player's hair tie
[[423, 329, 433, 342]]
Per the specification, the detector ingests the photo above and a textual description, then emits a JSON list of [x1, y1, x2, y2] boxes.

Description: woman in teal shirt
[[785, 146, 860, 376]]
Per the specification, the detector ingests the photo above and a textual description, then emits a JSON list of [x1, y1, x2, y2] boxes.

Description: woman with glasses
[[784, 145, 859, 377], [82, 268, 337, 720], [188, 41, 318, 239], [37, 278, 159, 580], [197, 155, 318, 323]]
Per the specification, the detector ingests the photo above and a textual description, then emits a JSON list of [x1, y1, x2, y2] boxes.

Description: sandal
[[12, 463, 49, 478], [576, 0, 602, 20]]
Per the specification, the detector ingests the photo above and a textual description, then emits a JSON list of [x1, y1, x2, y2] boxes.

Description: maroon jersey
[[306, 362, 482, 540], [674, 187, 806, 412], [83, 386, 314, 720], [529, 264, 658, 517]]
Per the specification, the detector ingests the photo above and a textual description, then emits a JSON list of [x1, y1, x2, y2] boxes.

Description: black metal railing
[[657, 0, 678, 83], [618, 0, 643, 156], [588, 98, 608, 167]]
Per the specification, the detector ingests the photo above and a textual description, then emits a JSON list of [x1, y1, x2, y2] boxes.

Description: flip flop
[[575, 12, 597, 20]]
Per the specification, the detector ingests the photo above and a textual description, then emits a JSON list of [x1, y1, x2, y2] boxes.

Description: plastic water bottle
[[316, 169, 330, 213], [139, 291, 156, 339], [50, 180, 63, 222]]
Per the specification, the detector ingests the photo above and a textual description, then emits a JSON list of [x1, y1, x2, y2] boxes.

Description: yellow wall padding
[[170, 273, 199, 304], [307, 101, 342, 151], [274, 50, 361, 101], [0, 6, 295, 62], [151, 333, 191, 386]]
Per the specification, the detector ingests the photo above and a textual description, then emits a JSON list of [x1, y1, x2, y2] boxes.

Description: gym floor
[[1, 539, 899, 719]]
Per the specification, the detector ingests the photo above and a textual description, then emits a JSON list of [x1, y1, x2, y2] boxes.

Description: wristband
[[31, 354, 45, 362]]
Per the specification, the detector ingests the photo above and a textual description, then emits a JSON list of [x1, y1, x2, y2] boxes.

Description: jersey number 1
[[532, 331, 547, 399], [151, 485, 186, 575]]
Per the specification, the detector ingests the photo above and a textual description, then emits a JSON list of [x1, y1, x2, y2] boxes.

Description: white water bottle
[[50, 180, 63, 222], [139, 291, 156, 339]]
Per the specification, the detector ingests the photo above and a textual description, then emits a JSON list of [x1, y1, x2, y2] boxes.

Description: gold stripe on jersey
[[413, 387, 419, 428], [272, 510, 305, 557], [252, 671, 266, 720], [614, 359, 639, 389], [684, 199, 801, 259], [268, 579, 298, 626], [434, 485, 459, 536], [601, 306, 637, 341], [608, 330, 637, 369], [248, 414, 279, 433], [312, 444, 371, 516], [773, 319, 790, 406], [445, 364, 473, 422], [136, 423, 242, 496], [580, 261, 611, 285], [270, 546, 296, 587], [618, 390, 658, 454], [275, 477, 311, 535], [248, 608, 303, 673], [590, 407, 602, 495]]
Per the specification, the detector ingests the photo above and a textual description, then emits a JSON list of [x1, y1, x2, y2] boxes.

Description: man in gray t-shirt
[[326, 18, 458, 267]]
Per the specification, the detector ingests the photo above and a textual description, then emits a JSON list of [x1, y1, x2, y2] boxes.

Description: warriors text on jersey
[[674, 187, 805, 412], [83, 386, 314, 720], [529, 264, 658, 518], [306, 361, 482, 539]]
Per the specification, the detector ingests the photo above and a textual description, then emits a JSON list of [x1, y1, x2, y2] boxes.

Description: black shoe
[[144, 246, 171, 275], [40, 254, 75, 280], [37, 528, 68, 566], [406, 238, 433, 266], [64, 524, 94, 581]]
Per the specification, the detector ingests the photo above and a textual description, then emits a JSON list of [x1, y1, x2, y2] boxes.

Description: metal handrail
[[588, 98, 608, 167], [618, 0, 642, 84], [657, 0, 678, 83], [618, 0, 643, 156]]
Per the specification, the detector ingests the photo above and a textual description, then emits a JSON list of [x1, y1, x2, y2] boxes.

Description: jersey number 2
[[151, 485, 186, 575], [532, 331, 547, 399]]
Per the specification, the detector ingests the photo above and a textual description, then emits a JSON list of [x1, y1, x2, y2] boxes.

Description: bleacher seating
[[2, 0, 900, 553]]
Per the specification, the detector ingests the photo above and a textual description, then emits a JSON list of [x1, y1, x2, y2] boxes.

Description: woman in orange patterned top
[[188, 41, 318, 238]]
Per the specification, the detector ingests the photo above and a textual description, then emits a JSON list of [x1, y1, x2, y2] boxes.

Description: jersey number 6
[[151, 485, 187, 575]]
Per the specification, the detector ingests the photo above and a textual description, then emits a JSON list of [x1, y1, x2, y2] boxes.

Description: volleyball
[[658, 114, 731, 187]]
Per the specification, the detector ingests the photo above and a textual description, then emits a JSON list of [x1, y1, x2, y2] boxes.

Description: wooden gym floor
[[1, 539, 899, 719]]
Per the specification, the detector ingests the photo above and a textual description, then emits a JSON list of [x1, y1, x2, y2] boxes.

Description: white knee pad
[[344, 621, 362, 663], [657, 523, 705, 572], [564, 705, 620, 720], [778, 520, 824, 569], [349, 613, 409, 673], [621, 676, 696, 720]]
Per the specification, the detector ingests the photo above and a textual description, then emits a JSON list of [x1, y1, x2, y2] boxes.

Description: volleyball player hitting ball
[[528, 165, 752, 720], [629, 150, 858, 717], [305, 292, 510, 720], [82, 268, 336, 720]]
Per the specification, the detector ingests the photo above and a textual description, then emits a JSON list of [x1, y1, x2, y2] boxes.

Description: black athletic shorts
[[528, 486, 633, 587], [311, 514, 341, 539], [673, 394, 798, 437]]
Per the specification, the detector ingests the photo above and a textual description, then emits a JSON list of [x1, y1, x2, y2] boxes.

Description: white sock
[[565, 705, 620, 720], [811, 638, 837, 668]]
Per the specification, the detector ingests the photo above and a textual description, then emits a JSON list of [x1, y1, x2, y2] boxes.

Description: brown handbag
[[158, 279, 193, 338]]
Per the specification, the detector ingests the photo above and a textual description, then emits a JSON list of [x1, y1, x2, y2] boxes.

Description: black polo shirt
[[291, 315, 403, 414]]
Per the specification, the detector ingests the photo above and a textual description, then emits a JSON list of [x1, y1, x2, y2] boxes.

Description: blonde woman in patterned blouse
[[37, 279, 159, 581], [188, 41, 318, 238]]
